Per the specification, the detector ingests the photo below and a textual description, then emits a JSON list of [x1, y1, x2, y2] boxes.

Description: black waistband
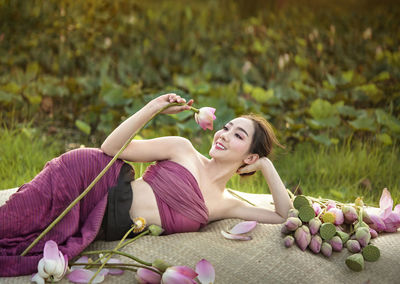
[[99, 163, 136, 241]]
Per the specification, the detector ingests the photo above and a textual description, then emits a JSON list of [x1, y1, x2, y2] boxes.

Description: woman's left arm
[[236, 157, 293, 220]]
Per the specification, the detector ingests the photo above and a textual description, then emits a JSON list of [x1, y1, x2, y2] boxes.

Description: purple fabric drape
[[0, 148, 123, 277], [143, 160, 209, 234]]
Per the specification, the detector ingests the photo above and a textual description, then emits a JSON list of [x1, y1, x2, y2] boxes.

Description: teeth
[[216, 143, 226, 150]]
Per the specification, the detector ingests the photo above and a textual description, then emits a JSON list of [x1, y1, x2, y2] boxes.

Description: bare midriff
[[129, 177, 162, 226]]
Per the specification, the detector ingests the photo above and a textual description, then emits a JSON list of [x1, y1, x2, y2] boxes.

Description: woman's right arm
[[101, 93, 193, 162]]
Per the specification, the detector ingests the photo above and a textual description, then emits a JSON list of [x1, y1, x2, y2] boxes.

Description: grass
[[1, 126, 399, 207]]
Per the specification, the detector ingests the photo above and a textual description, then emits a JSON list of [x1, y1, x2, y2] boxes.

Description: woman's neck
[[203, 158, 241, 191]]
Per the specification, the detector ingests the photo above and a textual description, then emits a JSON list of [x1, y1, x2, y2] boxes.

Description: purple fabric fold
[[0, 148, 124, 276], [143, 160, 209, 234]]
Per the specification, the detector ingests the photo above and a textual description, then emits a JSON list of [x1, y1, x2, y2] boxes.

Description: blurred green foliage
[[0, 0, 399, 146]]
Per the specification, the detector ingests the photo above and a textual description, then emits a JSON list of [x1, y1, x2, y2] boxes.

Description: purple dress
[[0, 148, 124, 277]]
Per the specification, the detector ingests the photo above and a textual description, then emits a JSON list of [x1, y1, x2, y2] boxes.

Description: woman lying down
[[0, 93, 292, 276]]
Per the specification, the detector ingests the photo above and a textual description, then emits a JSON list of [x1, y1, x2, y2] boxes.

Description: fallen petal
[[67, 268, 107, 284], [31, 273, 45, 284], [228, 221, 257, 234], [221, 230, 252, 241], [106, 258, 124, 275], [196, 259, 215, 284]]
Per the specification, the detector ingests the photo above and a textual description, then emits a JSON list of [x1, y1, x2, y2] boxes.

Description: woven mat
[[1, 188, 399, 283]]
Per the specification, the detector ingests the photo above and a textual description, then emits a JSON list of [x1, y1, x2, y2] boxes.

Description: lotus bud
[[369, 228, 378, 239], [312, 203, 322, 216], [285, 217, 302, 231], [355, 227, 371, 247], [355, 197, 364, 207], [309, 235, 322, 254], [328, 236, 342, 251], [336, 231, 350, 243], [345, 253, 364, 272], [328, 208, 344, 225], [321, 242, 332, 257], [346, 240, 361, 253], [288, 208, 299, 218], [149, 224, 164, 236], [362, 209, 372, 224], [326, 200, 336, 211], [294, 226, 311, 251], [309, 218, 322, 235], [354, 221, 369, 231], [283, 235, 295, 248], [342, 206, 358, 224], [281, 224, 291, 235]]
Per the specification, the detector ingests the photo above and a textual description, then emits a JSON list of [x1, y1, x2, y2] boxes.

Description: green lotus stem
[[82, 250, 153, 267], [21, 102, 186, 256], [116, 229, 150, 250]]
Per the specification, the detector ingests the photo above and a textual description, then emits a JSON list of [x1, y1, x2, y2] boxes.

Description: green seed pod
[[345, 253, 364, 272], [320, 223, 336, 240], [298, 205, 315, 222], [148, 224, 165, 236], [293, 195, 311, 210], [152, 259, 171, 273], [336, 231, 350, 243], [362, 244, 380, 262]]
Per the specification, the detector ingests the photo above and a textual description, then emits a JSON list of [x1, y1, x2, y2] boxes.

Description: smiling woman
[[0, 93, 292, 277]]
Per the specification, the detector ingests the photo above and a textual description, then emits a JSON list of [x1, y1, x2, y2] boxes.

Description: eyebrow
[[227, 122, 249, 137]]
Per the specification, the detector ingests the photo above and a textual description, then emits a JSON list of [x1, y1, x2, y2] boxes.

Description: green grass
[[0, 126, 62, 189], [1, 126, 399, 207]]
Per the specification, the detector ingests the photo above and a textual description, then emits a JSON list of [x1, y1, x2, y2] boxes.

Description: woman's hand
[[149, 93, 194, 114], [237, 157, 271, 174]]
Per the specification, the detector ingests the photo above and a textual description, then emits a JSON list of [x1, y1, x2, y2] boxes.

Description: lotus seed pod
[[342, 205, 358, 224], [283, 235, 295, 248], [309, 235, 322, 254], [320, 222, 336, 240], [312, 202, 322, 216], [362, 244, 380, 262], [281, 224, 291, 235], [329, 236, 343, 252], [322, 211, 336, 224], [345, 253, 364, 272], [148, 224, 164, 236], [309, 218, 322, 235], [294, 226, 311, 251], [288, 208, 299, 218], [285, 217, 303, 231], [152, 259, 171, 273], [293, 195, 311, 210], [298, 205, 315, 222], [321, 242, 332, 257], [369, 228, 378, 239], [356, 227, 371, 247], [336, 231, 350, 243], [346, 240, 361, 253]]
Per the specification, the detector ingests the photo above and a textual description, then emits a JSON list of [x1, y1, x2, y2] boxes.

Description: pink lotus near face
[[195, 107, 216, 130], [31, 240, 68, 283]]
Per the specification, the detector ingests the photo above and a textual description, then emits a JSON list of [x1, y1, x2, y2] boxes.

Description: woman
[[0, 93, 292, 276]]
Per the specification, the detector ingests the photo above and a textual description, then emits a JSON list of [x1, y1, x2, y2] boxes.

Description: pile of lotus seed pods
[[282, 195, 380, 272]]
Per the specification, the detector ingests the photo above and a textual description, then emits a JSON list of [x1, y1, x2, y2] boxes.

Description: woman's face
[[209, 117, 255, 162]]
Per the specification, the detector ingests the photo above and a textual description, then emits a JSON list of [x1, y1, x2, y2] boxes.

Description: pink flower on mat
[[136, 267, 162, 284], [195, 107, 216, 130], [221, 221, 257, 240], [195, 259, 215, 284]]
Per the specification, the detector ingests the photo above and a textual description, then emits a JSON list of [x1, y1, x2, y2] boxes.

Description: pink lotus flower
[[312, 203, 322, 216], [136, 268, 162, 284], [378, 188, 400, 233], [161, 266, 198, 284], [195, 259, 215, 284], [367, 213, 386, 232], [326, 201, 336, 211], [31, 240, 68, 284], [327, 208, 344, 225], [195, 107, 216, 130], [221, 221, 257, 240]]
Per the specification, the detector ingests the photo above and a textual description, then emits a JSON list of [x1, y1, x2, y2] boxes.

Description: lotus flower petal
[[196, 259, 215, 284], [369, 228, 378, 238], [71, 256, 89, 271], [31, 273, 45, 284], [228, 221, 257, 234], [382, 212, 400, 233], [162, 266, 198, 284], [37, 259, 50, 278], [67, 268, 108, 284], [327, 208, 344, 225], [221, 230, 252, 241], [136, 268, 161, 284], [195, 107, 216, 130], [44, 240, 60, 261], [379, 188, 393, 219], [326, 201, 336, 211], [312, 203, 321, 216], [368, 214, 386, 232]]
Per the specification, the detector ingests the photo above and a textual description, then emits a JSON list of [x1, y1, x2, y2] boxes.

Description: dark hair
[[238, 114, 284, 176]]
